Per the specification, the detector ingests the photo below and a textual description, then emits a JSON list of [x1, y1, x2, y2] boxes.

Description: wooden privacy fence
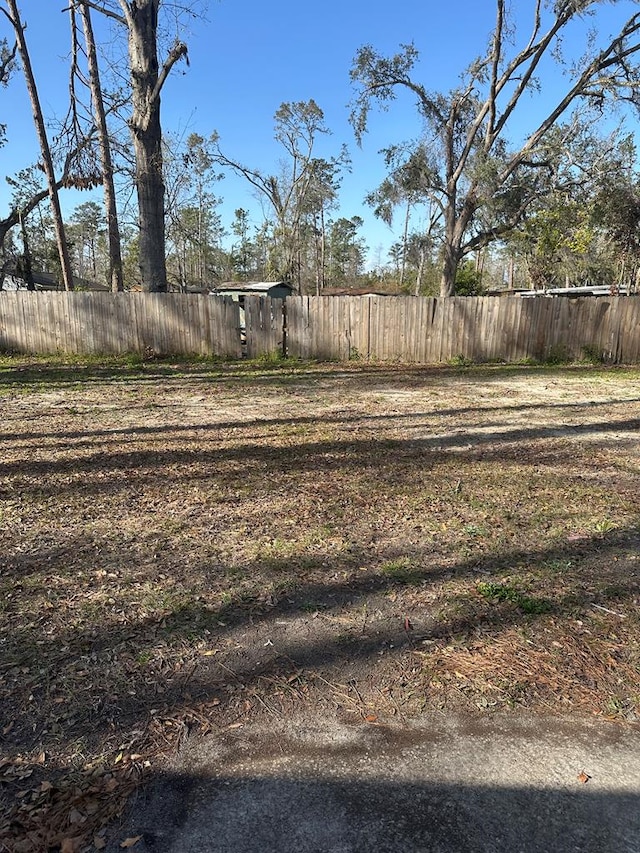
[[1, 291, 639, 363], [0, 291, 242, 358], [279, 295, 640, 364]]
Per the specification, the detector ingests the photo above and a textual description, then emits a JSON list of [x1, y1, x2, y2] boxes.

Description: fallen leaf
[[577, 771, 591, 784], [85, 798, 100, 814], [94, 836, 107, 850], [365, 714, 378, 723], [40, 780, 53, 792], [120, 835, 143, 848], [61, 839, 78, 853]]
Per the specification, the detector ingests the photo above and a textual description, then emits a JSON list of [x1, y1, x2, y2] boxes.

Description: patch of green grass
[[463, 523, 485, 538], [300, 600, 327, 612], [542, 345, 570, 365], [580, 345, 607, 365], [542, 558, 574, 573], [476, 581, 552, 615], [380, 556, 421, 584], [448, 354, 474, 367], [254, 349, 286, 366], [592, 518, 617, 536]]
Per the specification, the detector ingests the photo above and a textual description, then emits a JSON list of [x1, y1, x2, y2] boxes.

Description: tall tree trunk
[[77, 0, 187, 291], [78, 2, 124, 292], [319, 205, 326, 294], [313, 212, 321, 296], [126, 3, 166, 292], [440, 191, 476, 297], [4, 0, 74, 291], [440, 233, 459, 297], [414, 246, 424, 296], [18, 213, 34, 290], [400, 200, 410, 290]]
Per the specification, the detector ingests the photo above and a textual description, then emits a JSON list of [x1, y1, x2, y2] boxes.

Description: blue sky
[[1, 0, 638, 267]]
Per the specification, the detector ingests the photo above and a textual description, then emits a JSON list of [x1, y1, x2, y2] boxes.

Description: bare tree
[[72, 1, 124, 291], [351, 1, 640, 296], [365, 144, 440, 291], [80, 0, 188, 292], [1, 0, 74, 290], [213, 100, 345, 288]]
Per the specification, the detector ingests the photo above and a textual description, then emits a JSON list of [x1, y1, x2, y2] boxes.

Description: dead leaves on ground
[[1, 362, 639, 850], [0, 752, 147, 853]]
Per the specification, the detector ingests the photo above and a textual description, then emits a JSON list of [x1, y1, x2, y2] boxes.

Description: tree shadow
[[102, 704, 640, 853], [2, 360, 639, 848], [2, 522, 638, 763], [102, 774, 640, 853], [2, 393, 639, 447], [0, 358, 633, 390], [1, 411, 639, 499]]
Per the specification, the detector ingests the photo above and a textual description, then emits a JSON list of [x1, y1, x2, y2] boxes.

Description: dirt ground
[[0, 357, 639, 851]]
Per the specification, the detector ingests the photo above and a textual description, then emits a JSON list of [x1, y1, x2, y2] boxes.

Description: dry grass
[[0, 355, 639, 851]]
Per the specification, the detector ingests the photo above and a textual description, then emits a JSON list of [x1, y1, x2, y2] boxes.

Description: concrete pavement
[[105, 710, 640, 852]]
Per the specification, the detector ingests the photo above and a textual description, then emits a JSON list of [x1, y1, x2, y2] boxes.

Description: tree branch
[[148, 39, 188, 109], [487, 0, 504, 141], [0, 133, 96, 250], [71, 0, 126, 26]]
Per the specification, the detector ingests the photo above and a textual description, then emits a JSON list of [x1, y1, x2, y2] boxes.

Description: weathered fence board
[[0, 292, 242, 357], [283, 295, 640, 364], [1, 292, 639, 363], [244, 296, 284, 358]]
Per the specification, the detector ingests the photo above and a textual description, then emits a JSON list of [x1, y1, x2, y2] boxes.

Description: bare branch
[[71, 0, 127, 26], [148, 39, 188, 110], [487, 0, 505, 141]]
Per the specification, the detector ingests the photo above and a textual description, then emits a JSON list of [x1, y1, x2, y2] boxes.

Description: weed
[[272, 578, 298, 595], [513, 356, 541, 366], [463, 523, 485, 538], [604, 695, 636, 719], [301, 600, 327, 612], [593, 518, 616, 536], [581, 345, 607, 365], [543, 559, 574, 573], [476, 581, 552, 614], [543, 345, 570, 365], [448, 354, 473, 367], [255, 349, 286, 366], [380, 557, 420, 583]]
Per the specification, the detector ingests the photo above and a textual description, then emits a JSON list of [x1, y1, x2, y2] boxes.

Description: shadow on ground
[[103, 711, 640, 853]]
